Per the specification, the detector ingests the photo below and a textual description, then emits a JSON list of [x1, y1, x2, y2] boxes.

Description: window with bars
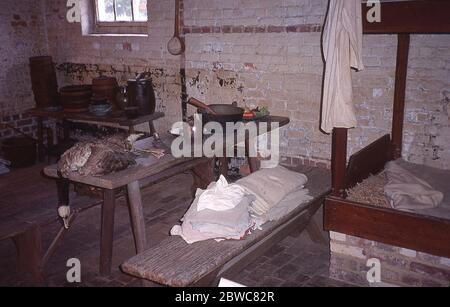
[[93, 0, 148, 34]]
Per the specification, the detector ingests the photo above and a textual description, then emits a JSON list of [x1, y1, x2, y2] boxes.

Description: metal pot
[[127, 73, 156, 115], [187, 98, 244, 125]]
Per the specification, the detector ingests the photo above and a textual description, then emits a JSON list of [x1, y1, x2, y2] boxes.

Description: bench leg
[[127, 181, 147, 254], [12, 224, 44, 283], [306, 219, 328, 245], [100, 189, 116, 276]]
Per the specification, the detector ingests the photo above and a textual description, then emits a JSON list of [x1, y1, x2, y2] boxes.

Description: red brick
[[267, 26, 284, 33], [244, 26, 254, 33], [286, 26, 298, 33], [232, 26, 243, 33], [222, 25, 232, 33], [191, 26, 201, 33], [254, 26, 266, 33], [201, 26, 211, 33]]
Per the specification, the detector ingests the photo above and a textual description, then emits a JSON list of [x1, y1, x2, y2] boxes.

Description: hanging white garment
[[321, 0, 365, 134]]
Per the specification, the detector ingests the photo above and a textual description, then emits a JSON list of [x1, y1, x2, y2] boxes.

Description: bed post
[[391, 34, 410, 160], [331, 128, 347, 197]]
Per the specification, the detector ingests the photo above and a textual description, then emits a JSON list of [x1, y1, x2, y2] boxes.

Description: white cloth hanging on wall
[[321, 0, 365, 134]]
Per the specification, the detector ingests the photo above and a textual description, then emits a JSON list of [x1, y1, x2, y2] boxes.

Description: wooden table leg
[[191, 158, 215, 197], [218, 157, 228, 177], [148, 120, 156, 136], [100, 189, 116, 276], [56, 178, 70, 207], [245, 137, 260, 173], [62, 119, 70, 142], [127, 180, 147, 254], [37, 118, 44, 161]]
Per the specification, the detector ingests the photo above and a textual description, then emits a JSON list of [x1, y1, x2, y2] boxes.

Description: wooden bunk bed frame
[[324, 0, 450, 258]]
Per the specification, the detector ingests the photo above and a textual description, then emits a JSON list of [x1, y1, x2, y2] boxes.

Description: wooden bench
[[121, 166, 330, 287]]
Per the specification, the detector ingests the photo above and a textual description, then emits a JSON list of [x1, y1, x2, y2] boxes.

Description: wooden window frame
[[92, 0, 148, 35]]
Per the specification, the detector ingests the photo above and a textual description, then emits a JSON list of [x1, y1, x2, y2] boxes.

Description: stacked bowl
[[59, 85, 92, 113]]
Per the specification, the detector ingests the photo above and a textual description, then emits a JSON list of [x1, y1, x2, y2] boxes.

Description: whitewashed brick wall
[[1, 0, 449, 169], [0, 0, 48, 116], [329, 231, 450, 287]]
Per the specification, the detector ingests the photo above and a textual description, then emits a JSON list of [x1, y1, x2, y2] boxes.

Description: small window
[[93, 0, 148, 35]]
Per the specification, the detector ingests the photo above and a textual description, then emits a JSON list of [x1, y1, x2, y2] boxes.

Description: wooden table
[[43, 134, 214, 276], [26, 108, 165, 160], [42, 116, 290, 276], [218, 115, 290, 175]]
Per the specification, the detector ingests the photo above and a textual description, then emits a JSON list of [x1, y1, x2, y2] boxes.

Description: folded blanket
[[251, 187, 313, 229], [384, 161, 444, 211], [170, 194, 254, 244], [236, 166, 308, 215]]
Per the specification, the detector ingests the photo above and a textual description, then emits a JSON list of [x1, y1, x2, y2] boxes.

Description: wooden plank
[[331, 128, 347, 197], [324, 197, 450, 258], [26, 108, 165, 127], [391, 34, 410, 159], [44, 157, 210, 190], [345, 134, 392, 189], [362, 0, 450, 34], [121, 166, 330, 287]]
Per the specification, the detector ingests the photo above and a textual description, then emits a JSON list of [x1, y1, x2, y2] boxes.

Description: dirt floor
[[0, 164, 355, 287]]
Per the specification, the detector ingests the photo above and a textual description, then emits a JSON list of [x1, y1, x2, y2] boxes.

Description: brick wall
[[329, 231, 450, 287], [0, 0, 48, 138], [182, 1, 450, 169], [1, 0, 449, 169]]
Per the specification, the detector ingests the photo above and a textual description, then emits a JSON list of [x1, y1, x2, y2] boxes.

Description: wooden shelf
[[26, 108, 165, 127]]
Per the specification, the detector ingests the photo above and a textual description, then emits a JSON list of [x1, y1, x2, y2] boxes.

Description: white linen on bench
[[170, 193, 254, 244], [251, 187, 313, 229], [171, 166, 312, 244], [197, 175, 246, 212], [236, 166, 308, 215]]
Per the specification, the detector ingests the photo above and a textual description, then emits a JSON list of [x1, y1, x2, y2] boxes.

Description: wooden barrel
[[92, 77, 119, 110], [1, 137, 36, 168], [60, 85, 92, 113], [29, 56, 59, 109]]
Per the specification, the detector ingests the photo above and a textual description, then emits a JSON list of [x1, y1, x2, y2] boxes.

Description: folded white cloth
[[251, 187, 313, 229], [197, 175, 246, 212], [236, 166, 308, 215], [384, 161, 444, 211], [171, 193, 254, 244]]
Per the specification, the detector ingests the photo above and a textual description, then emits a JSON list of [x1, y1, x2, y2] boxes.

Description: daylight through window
[[96, 0, 148, 22]]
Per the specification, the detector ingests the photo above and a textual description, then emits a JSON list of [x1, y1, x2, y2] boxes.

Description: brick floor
[[0, 167, 356, 287]]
